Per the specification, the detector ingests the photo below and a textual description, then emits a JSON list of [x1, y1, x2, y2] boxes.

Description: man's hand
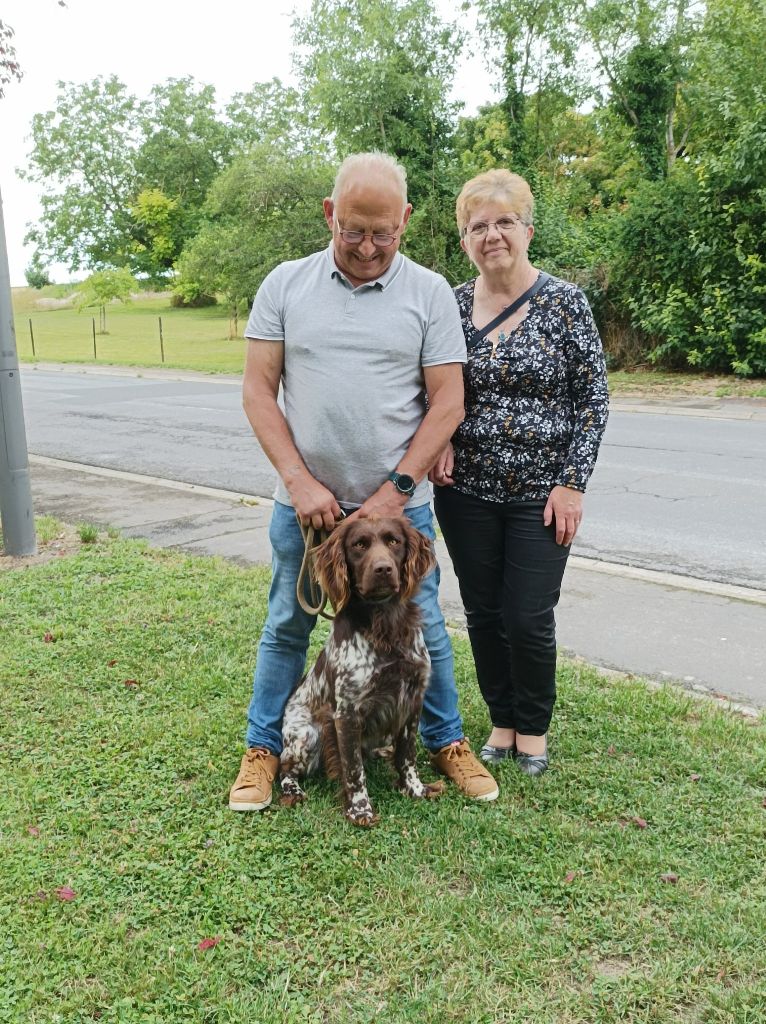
[[543, 485, 584, 546], [347, 481, 409, 522], [428, 443, 455, 487], [285, 467, 343, 531]]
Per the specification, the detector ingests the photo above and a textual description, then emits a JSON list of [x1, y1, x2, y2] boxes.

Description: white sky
[[0, 0, 492, 285]]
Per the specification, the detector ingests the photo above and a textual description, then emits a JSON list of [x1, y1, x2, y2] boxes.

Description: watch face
[[396, 474, 415, 493]]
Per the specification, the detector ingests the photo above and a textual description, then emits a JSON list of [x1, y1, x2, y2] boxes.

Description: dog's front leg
[[334, 713, 378, 827], [394, 712, 444, 800]]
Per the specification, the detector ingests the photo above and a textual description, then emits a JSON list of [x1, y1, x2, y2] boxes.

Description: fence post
[[159, 316, 164, 363], [28, 318, 35, 358], [92, 318, 97, 360]]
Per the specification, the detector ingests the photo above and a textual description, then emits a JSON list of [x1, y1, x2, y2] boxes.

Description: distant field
[[12, 287, 247, 374], [11, 286, 766, 396]]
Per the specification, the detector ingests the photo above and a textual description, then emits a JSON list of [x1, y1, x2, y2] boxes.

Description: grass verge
[[1, 530, 765, 1023]]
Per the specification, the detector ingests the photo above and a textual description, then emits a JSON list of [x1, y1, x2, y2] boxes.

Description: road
[[20, 367, 766, 589]]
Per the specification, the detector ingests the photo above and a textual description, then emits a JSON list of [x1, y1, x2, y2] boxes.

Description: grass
[[13, 288, 246, 374], [76, 523, 99, 545], [608, 369, 766, 399], [1, 525, 765, 1023], [13, 288, 766, 395]]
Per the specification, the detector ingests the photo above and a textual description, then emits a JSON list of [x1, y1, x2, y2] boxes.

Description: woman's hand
[[428, 444, 455, 487], [544, 485, 583, 546]]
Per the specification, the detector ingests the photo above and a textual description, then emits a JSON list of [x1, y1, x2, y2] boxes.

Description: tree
[[226, 78, 326, 156], [21, 76, 236, 279], [606, 0, 766, 374], [574, 0, 698, 177], [0, 19, 22, 98], [24, 254, 52, 289], [21, 76, 146, 272], [75, 267, 137, 333], [293, 0, 462, 206], [132, 78, 233, 277], [175, 146, 334, 316], [475, 0, 585, 174]]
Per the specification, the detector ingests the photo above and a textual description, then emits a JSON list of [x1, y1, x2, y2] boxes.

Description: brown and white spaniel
[[279, 516, 443, 826]]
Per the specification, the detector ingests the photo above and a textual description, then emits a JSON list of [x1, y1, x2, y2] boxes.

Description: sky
[[0, 0, 492, 286]]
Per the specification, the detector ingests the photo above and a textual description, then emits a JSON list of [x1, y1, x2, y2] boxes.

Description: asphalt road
[[19, 367, 766, 589]]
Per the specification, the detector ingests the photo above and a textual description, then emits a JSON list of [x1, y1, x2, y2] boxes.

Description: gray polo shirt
[[244, 243, 466, 508]]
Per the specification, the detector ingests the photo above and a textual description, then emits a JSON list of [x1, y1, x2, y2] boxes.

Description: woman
[[431, 169, 609, 776]]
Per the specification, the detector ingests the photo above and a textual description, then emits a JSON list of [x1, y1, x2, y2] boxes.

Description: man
[[229, 151, 499, 811]]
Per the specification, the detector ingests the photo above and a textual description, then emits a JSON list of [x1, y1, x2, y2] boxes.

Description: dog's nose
[[373, 561, 394, 577]]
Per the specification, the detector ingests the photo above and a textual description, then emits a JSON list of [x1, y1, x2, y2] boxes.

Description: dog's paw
[[279, 792, 306, 807], [345, 808, 380, 828], [423, 780, 445, 799], [398, 778, 445, 799], [371, 744, 395, 764]]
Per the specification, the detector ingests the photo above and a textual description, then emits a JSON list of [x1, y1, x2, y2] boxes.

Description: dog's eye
[[352, 539, 368, 550], [386, 536, 401, 546]]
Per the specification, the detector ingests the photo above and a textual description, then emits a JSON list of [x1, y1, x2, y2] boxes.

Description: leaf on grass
[[36, 890, 48, 901], [690, 773, 702, 782], [632, 817, 648, 829], [123, 679, 139, 688], [607, 745, 617, 755], [28, 826, 40, 837], [55, 886, 76, 901], [107, 659, 118, 667], [43, 632, 56, 643], [564, 870, 578, 883], [198, 936, 222, 951], [660, 872, 679, 884]]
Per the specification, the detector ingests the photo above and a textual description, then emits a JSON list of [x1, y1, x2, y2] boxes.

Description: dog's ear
[[312, 525, 351, 612], [400, 521, 436, 600]]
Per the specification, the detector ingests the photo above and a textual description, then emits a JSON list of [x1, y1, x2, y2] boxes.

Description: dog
[[279, 515, 444, 826]]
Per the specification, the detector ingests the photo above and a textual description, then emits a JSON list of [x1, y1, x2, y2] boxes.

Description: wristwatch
[[387, 471, 416, 497]]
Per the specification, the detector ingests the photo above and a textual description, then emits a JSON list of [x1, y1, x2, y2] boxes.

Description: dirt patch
[[594, 958, 634, 980], [33, 294, 79, 310], [0, 523, 84, 571]]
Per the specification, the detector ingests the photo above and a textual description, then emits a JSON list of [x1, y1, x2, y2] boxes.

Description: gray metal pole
[[0, 184, 37, 555]]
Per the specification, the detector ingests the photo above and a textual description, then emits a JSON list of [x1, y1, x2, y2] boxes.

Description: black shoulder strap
[[468, 272, 551, 350]]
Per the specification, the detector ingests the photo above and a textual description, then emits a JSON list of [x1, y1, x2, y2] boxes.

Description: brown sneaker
[[229, 748, 279, 811], [430, 739, 500, 802]]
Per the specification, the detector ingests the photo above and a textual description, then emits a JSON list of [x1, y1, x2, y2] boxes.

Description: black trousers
[[434, 486, 570, 735]]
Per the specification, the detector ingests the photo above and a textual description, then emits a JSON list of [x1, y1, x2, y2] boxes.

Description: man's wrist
[[387, 470, 417, 497]]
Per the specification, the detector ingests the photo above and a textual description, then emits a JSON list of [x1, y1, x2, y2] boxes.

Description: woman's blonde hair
[[456, 170, 534, 235]]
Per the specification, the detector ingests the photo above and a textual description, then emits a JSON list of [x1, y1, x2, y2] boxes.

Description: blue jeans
[[245, 500, 463, 754]]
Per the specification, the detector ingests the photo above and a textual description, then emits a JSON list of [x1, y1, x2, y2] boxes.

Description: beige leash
[[295, 519, 335, 619]]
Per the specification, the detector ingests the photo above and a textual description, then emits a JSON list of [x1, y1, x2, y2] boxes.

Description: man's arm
[[243, 341, 342, 530], [353, 362, 464, 519]]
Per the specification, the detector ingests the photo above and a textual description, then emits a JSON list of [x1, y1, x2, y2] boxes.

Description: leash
[[296, 520, 334, 619], [296, 513, 345, 620]]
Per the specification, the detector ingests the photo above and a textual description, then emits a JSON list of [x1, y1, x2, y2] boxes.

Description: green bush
[[607, 151, 766, 375]]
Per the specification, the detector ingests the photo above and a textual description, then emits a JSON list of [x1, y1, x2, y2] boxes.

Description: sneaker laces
[[442, 741, 486, 779], [242, 748, 276, 784]]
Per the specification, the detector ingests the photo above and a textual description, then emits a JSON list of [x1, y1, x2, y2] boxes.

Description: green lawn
[[13, 289, 247, 374], [1, 526, 765, 1023]]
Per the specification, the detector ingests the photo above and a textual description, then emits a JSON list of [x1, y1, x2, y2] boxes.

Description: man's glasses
[[464, 216, 523, 239], [336, 221, 399, 247]]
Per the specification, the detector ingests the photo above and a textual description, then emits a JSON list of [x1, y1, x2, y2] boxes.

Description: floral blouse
[[451, 274, 609, 503]]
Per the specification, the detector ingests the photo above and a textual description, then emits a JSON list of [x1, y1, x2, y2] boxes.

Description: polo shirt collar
[[325, 242, 403, 291]]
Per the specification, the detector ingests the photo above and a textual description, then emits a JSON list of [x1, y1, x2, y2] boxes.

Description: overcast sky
[[1, 0, 491, 286]]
